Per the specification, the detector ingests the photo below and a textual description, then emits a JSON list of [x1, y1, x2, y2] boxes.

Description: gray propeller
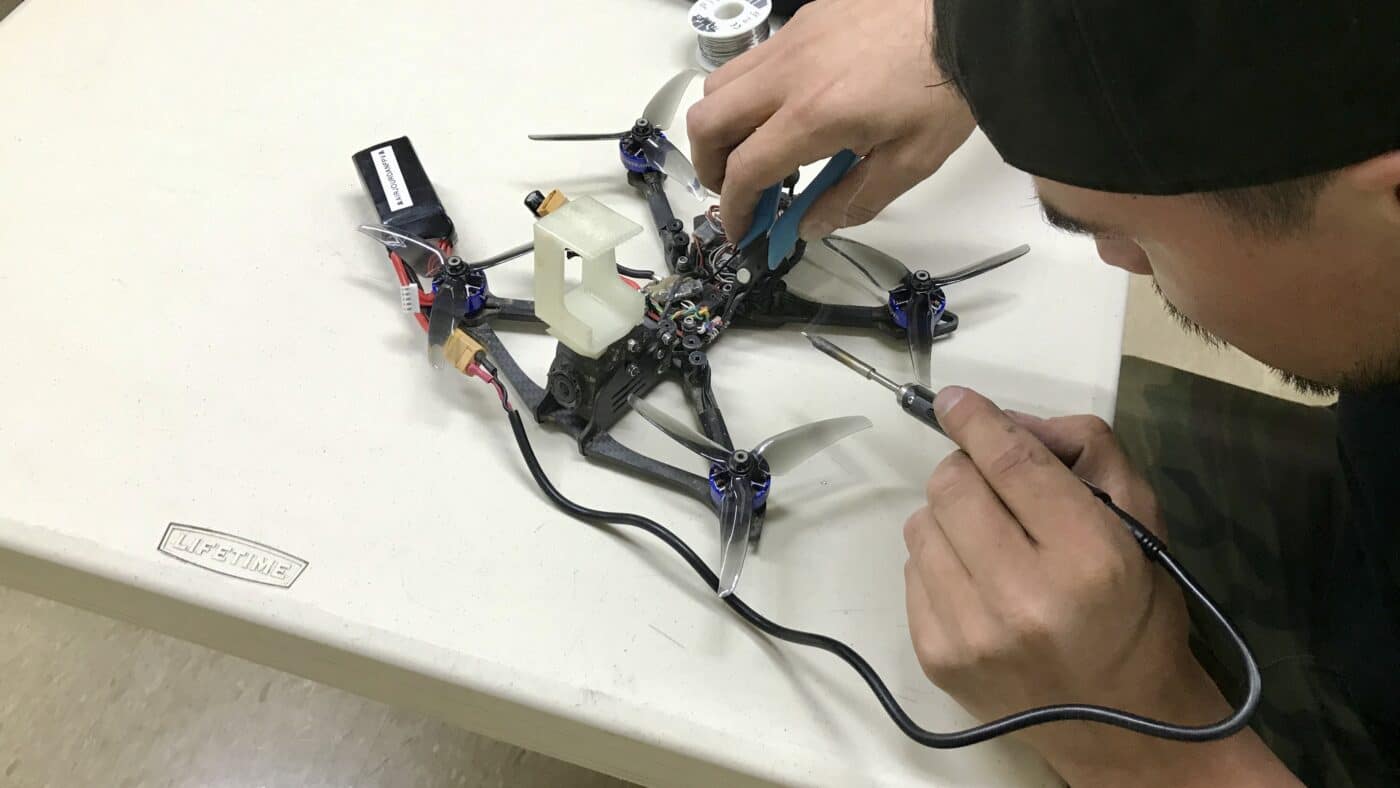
[[821, 235, 1031, 290], [641, 68, 701, 132], [528, 69, 705, 199], [806, 237, 1032, 386], [928, 243, 1031, 286], [819, 235, 912, 295], [526, 132, 629, 142], [357, 225, 532, 277], [626, 395, 730, 464], [716, 478, 756, 598], [357, 225, 533, 364], [635, 133, 704, 200], [753, 417, 877, 475], [628, 395, 871, 596]]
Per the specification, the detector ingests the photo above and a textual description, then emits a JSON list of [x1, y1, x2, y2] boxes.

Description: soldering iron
[[802, 332, 946, 436], [799, 331, 1263, 741]]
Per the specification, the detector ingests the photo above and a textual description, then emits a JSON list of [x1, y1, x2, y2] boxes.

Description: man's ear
[[1341, 150, 1400, 223]]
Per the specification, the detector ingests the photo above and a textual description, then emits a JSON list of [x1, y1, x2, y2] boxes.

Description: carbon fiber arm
[[733, 289, 961, 338], [629, 170, 685, 274], [485, 296, 540, 324], [469, 323, 713, 507], [682, 366, 735, 451], [582, 432, 715, 507]]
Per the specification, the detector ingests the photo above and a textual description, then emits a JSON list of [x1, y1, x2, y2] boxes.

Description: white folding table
[[0, 1, 1125, 785]]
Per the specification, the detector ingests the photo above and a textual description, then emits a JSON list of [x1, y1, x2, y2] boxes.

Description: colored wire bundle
[[386, 237, 454, 332]]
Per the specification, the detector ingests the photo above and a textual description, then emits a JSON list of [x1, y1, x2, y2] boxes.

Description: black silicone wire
[[505, 409, 1261, 747], [616, 263, 658, 280]]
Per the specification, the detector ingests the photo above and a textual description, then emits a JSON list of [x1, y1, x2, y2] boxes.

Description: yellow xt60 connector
[[537, 189, 569, 216], [443, 328, 487, 374]]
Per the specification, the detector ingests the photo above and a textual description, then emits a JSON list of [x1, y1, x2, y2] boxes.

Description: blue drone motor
[[888, 287, 948, 331], [433, 266, 489, 317], [708, 466, 772, 511]]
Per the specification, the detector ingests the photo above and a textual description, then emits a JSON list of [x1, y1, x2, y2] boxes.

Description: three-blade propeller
[[357, 225, 533, 362], [808, 237, 1032, 386], [628, 395, 870, 596], [529, 70, 706, 199]]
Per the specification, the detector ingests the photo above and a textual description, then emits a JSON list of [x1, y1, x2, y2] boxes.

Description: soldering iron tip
[[804, 332, 839, 355]]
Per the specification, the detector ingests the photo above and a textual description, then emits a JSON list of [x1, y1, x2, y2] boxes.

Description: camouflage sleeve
[[1114, 356, 1395, 787]]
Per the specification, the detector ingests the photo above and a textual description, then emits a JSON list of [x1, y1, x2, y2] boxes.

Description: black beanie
[[935, 0, 1400, 194]]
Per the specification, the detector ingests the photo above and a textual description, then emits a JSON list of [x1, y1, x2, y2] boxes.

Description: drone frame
[[360, 127, 1004, 596]]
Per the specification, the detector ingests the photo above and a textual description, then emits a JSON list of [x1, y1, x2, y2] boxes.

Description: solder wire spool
[[690, 0, 772, 71]]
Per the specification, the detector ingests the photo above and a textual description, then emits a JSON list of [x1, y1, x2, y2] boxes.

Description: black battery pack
[[352, 137, 456, 257]]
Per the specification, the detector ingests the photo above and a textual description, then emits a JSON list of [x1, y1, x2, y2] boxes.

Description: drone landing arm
[[582, 433, 715, 507]]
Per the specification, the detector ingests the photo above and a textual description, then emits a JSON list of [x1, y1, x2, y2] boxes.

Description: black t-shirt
[[1330, 386, 1400, 746]]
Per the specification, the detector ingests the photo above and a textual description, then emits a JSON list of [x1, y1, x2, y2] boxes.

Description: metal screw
[[627, 363, 641, 378]]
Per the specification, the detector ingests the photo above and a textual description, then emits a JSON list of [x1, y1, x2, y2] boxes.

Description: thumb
[[796, 137, 933, 240]]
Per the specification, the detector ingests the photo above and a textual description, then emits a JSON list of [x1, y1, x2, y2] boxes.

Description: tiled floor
[[0, 587, 631, 788], [0, 0, 1324, 778]]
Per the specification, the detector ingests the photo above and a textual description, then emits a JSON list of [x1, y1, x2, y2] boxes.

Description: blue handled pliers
[[733, 148, 860, 276]]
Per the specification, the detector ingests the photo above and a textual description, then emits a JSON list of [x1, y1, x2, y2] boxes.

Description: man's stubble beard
[[1146, 278, 1399, 397]]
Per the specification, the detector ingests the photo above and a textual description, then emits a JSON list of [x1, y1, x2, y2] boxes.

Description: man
[[687, 0, 1398, 784]]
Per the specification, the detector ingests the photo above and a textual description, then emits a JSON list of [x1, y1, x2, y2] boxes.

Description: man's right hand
[[686, 0, 976, 242]]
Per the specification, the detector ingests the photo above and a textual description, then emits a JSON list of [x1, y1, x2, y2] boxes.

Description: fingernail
[[933, 386, 968, 420]]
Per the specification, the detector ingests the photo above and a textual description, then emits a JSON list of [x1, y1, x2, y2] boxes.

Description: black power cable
[[500, 400, 1260, 748]]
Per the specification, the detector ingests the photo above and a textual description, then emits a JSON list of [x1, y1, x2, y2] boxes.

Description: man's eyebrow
[[1037, 197, 1120, 237]]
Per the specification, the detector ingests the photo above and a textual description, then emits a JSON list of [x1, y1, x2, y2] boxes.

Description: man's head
[[933, 0, 1400, 393], [1033, 158, 1400, 394]]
